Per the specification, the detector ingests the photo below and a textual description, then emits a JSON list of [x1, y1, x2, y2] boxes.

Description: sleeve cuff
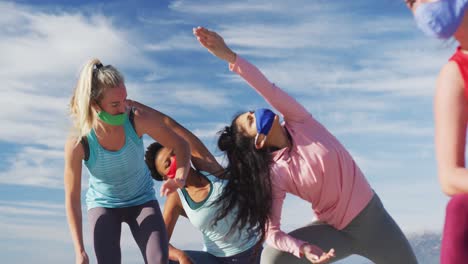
[[293, 241, 308, 258], [228, 54, 243, 73]]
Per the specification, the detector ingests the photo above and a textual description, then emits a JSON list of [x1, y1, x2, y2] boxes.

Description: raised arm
[[130, 101, 224, 177], [163, 192, 193, 264], [64, 138, 89, 264], [130, 102, 191, 196], [193, 26, 310, 123], [435, 61, 468, 195], [165, 117, 224, 176]]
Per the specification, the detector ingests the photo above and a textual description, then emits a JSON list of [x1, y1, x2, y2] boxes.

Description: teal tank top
[[84, 117, 155, 209], [177, 174, 259, 257]]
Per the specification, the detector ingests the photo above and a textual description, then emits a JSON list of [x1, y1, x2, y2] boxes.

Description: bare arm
[[130, 101, 224, 176], [163, 192, 193, 263], [193, 27, 310, 123], [64, 138, 89, 263], [435, 61, 468, 195], [131, 102, 191, 195], [163, 117, 224, 176]]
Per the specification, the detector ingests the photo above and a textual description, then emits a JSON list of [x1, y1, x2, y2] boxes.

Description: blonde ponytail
[[69, 58, 124, 144]]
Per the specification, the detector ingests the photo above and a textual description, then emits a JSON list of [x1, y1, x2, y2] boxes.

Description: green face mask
[[97, 111, 127, 126]]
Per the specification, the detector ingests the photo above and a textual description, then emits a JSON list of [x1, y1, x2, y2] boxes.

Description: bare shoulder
[[130, 100, 152, 118], [64, 136, 84, 161], [437, 61, 465, 93], [130, 100, 166, 125], [435, 61, 468, 120]]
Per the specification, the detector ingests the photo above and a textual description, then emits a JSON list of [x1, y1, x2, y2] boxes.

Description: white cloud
[[131, 81, 235, 110], [190, 122, 226, 139], [0, 200, 64, 210], [331, 117, 432, 137], [169, 0, 280, 14], [144, 34, 200, 52], [0, 146, 64, 187], [0, 3, 152, 81], [0, 2, 168, 188], [0, 1, 162, 146], [0, 205, 63, 217]]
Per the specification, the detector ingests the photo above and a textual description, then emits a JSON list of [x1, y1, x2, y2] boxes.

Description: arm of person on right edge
[[266, 187, 334, 264], [193, 26, 310, 124], [163, 192, 194, 264], [435, 61, 468, 196], [64, 137, 89, 264]]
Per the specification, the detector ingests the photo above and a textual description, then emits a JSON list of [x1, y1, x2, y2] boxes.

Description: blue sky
[[0, 0, 456, 263]]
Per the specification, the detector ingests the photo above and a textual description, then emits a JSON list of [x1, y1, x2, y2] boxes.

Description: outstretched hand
[[193, 26, 236, 64], [302, 244, 335, 264], [160, 177, 186, 197], [405, 0, 416, 9]]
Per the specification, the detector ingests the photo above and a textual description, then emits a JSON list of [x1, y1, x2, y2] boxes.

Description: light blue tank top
[[177, 174, 259, 257], [84, 117, 155, 209]]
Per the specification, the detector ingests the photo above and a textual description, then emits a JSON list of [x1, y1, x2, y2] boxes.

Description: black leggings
[[261, 194, 417, 264], [87, 200, 168, 264]]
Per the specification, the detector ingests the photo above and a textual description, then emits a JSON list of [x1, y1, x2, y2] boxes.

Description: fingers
[[160, 179, 181, 196], [315, 249, 335, 263], [175, 177, 186, 188], [193, 26, 209, 39], [405, 0, 416, 8], [310, 256, 329, 264], [193, 28, 211, 49], [193, 26, 219, 45], [160, 183, 170, 197], [193, 26, 210, 36], [308, 249, 335, 264]]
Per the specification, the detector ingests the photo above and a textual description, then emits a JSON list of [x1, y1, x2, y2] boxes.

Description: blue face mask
[[414, 0, 468, 39], [254, 108, 276, 146]]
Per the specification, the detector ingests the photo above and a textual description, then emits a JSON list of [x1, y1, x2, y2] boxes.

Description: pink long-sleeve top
[[229, 56, 374, 258]]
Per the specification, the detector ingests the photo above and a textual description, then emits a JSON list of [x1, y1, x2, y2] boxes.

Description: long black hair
[[212, 113, 273, 249]]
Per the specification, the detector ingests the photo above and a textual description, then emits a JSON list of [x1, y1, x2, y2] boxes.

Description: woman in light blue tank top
[[144, 120, 262, 264], [64, 59, 192, 264]]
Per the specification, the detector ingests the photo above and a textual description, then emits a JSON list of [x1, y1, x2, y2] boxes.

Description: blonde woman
[[64, 60, 191, 264]]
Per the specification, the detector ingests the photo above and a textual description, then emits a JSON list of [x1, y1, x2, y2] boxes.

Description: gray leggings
[[88, 200, 168, 264], [169, 246, 262, 264], [261, 194, 418, 264]]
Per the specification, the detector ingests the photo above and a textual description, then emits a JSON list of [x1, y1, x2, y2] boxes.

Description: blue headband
[[414, 0, 468, 39]]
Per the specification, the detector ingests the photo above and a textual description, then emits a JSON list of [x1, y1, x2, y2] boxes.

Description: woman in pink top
[[408, 1, 468, 263], [193, 27, 417, 264]]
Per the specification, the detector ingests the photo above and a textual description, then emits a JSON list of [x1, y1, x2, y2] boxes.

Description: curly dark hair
[[211, 113, 273, 251], [144, 142, 165, 181]]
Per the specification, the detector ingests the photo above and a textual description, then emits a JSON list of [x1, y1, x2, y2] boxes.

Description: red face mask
[[166, 156, 177, 179]]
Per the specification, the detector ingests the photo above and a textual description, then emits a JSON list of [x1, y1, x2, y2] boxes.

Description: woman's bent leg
[[344, 194, 418, 264]]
